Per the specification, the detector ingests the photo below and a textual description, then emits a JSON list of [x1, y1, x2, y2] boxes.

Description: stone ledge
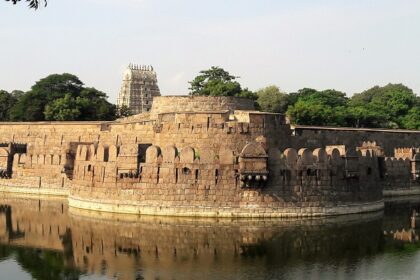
[[0, 185, 69, 197], [68, 195, 384, 218], [383, 186, 420, 197]]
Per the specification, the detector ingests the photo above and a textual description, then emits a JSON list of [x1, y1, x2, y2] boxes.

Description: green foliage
[[0, 90, 18, 121], [189, 66, 255, 98], [347, 83, 417, 128], [44, 94, 81, 121], [286, 88, 349, 126], [14, 247, 80, 280], [6, 0, 46, 9], [283, 84, 419, 129], [8, 74, 116, 122], [116, 104, 133, 118], [401, 105, 420, 130], [256, 85, 289, 113]]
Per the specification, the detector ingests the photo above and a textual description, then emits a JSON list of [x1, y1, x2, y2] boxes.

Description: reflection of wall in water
[[0, 196, 390, 280], [69, 211, 384, 280], [0, 197, 69, 251]]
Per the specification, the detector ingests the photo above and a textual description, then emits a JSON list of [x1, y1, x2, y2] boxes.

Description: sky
[[1, 0, 420, 102]]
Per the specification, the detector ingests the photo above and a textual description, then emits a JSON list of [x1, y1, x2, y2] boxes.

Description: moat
[[1, 194, 420, 280]]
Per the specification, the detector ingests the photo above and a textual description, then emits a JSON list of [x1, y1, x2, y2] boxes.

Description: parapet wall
[[293, 126, 420, 156], [150, 96, 255, 118], [0, 96, 418, 217]]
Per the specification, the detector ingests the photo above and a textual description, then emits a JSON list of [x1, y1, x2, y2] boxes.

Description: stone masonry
[[0, 96, 419, 217]]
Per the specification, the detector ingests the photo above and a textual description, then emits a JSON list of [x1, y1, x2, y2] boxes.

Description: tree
[[5, 0, 47, 9], [9, 73, 116, 121], [44, 94, 81, 121], [286, 88, 349, 126], [348, 83, 417, 128], [116, 105, 133, 118], [9, 73, 84, 121], [0, 90, 18, 121], [256, 85, 289, 113], [189, 66, 256, 99], [76, 87, 116, 121]]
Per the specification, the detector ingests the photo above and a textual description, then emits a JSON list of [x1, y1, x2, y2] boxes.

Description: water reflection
[[1, 194, 420, 280]]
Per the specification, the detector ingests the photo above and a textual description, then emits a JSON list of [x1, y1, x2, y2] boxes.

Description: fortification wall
[[293, 126, 420, 156], [0, 96, 418, 217], [150, 96, 255, 118]]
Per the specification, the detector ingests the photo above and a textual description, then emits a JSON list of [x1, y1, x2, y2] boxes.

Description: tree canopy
[[189, 66, 256, 99], [256, 86, 289, 113], [188, 67, 418, 130], [283, 84, 419, 130], [5, 73, 116, 122], [347, 83, 418, 128], [286, 88, 349, 126]]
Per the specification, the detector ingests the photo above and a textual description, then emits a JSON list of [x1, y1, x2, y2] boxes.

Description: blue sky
[[1, 0, 420, 101]]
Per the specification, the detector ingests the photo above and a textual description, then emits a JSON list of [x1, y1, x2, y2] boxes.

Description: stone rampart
[[0, 96, 418, 217], [150, 96, 255, 118], [293, 126, 420, 156]]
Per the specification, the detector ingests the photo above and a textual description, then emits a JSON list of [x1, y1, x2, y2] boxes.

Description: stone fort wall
[[150, 96, 255, 117], [293, 126, 420, 156], [0, 96, 418, 217]]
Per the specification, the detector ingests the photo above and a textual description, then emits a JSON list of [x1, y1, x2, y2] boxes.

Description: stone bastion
[[0, 96, 418, 217], [149, 95, 255, 117]]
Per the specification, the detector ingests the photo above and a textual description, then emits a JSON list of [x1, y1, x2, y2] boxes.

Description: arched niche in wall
[[80, 145, 88, 161], [268, 148, 283, 165], [76, 145, 83, 158], [218, 147, 234, 165], [283, 148, 298, 168], [88, 144, 96, 161], [145, 145, 161, 163], [200, 148, 215, 164], [328, 148, 342, 165], [180, 147, 195, 164], [96, 144, 106, 162], [313, 148, 328, 163], [240, 142, 266, 157], [13, 153, 19, 164], [109, 145, 118, 162], [298, 148, 313, 166], [162, 145, 177, 163], [20, 153, 26, 165]]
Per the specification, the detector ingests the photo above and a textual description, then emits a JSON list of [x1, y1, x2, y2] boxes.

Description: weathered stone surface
[[0, 96, 418, 217]]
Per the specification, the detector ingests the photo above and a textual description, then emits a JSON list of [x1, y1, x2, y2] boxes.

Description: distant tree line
[[189, 67, 420, 130], [1, 68, 419, 130], [0, 73, 118, 121]]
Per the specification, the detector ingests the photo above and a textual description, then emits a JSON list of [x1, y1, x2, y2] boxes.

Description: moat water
[[1, 196, 420, 280]]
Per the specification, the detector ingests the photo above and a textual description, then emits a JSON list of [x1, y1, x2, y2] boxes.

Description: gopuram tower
[[116, 64, 161, 114]]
